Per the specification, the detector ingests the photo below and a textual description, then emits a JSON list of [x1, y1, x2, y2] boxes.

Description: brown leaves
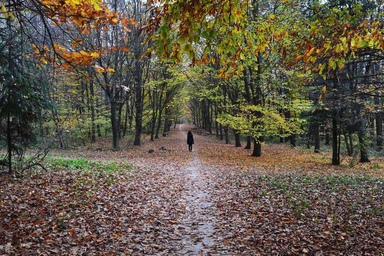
[[1, 124, 383, 255], [211, 172, 384, 254]]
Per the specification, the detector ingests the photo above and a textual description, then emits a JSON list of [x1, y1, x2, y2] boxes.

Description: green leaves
[[149, 0, 248, 72], [216, 99, 307, 141]]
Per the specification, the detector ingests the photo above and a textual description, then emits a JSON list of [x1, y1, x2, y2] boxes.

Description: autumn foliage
[[6, 0, 135, 70]]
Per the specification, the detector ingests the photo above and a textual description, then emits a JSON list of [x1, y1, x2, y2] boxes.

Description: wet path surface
[[123, 124, 227, 255], [177, 154, 216, 255]]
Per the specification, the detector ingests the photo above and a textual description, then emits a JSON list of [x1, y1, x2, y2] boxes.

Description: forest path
[[127, 124, 227, 255], [172, 125, 217, 255]]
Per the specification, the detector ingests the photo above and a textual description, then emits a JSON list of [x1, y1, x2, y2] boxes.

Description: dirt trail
[[120, 123, 227, 255], [173, 125, 217, 255]]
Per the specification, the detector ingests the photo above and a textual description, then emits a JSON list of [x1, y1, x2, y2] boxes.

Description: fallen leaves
[[0, 164, 187, 255], [1, 124, 383, 255], [211, 172, 384, 255]]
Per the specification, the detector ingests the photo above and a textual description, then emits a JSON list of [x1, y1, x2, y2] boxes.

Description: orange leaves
[[52, 43, 101, 67], [41, 0, 116, 32], [307, 46, 316, 56], [120, 46, 130, 53], [36, 43, 127, 72], [30, 0, 136, 70]]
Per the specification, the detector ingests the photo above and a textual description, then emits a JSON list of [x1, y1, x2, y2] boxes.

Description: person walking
[[187, 131, 194, 151]]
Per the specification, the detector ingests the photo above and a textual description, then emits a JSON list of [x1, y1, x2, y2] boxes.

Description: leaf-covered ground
[[1, 124, 383, 255]]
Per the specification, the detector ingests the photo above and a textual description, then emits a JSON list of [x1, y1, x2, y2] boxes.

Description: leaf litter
[[1, 124, 383, 255]]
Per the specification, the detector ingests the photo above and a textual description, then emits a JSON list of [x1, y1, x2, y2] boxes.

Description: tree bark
[[314, 122, 320, 153], [252, 138, 262, 157], [358, 124, 370, 163], [88, 70, 96, 143], [234, 132, 242, 147], [244, 136, 251, 149], [332, 114, 340, 165], [225, 125, 230, 144], [343, 132, 353, 157], [133, 59, 143, 146], [377, 113, 383, 151], [110, 99, 119, 150]]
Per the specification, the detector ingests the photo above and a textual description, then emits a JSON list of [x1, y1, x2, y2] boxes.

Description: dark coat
[[187, 131, 194, 145]]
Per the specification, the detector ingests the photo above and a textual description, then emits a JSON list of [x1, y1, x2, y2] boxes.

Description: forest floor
[[1, 124, 384, 255]]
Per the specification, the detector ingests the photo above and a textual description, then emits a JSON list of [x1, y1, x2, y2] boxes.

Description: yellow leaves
[[94, 65, 115, 73], [319, 85, 327, 102], [105, 67, 115, 73], [307, 46, 316, 56], [79, 50, 88, 56], [1, 4, 6, 13], [41, 43, 103, 69], [321, 85, 327, 94], [296, 55, 304, 62], [40, 0, 122, 36], [90, 52, 100, 58], [94, 65, 105, 73], [1, 4, 14, 19], [90, 0, 102, 11]]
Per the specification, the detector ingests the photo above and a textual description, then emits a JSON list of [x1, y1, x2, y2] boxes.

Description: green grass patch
[[44, 156, 134, 173], [39, 157, 135, 188]]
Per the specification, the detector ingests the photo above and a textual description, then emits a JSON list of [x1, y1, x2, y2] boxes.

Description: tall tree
[[0, 10, 50, 173]]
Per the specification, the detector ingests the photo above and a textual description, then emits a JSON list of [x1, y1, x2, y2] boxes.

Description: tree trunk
[[110, 100, 119, 150], [7, 108, 12, 174], [154, 109, 162, 139], [225, 125, 230, 144], [162, 107, 170, 137], [155, 90, 164, 139], [290, 134, 296, 147], [343, 131, 353, 157], [122, 100, 131, 138], [358, 125, 370, 163], [134, 59, 143, 146], [314, 122, 320, 153], [215, 109, 219, 137], [376, 111, 383, 151], [219, 123, 223, 140], [150, 89, 156, 141], [234, 131, 241, 147], [245, 136, 251, 149], [88, 71, 96, 143], [252, 138, 262, 157], [325, 119, 330, 146], [332, 115, 340, 165]]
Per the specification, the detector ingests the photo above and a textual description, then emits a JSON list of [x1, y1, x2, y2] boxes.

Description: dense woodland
[[0, 0, 383, 173], [0, 1, 384, 254]]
